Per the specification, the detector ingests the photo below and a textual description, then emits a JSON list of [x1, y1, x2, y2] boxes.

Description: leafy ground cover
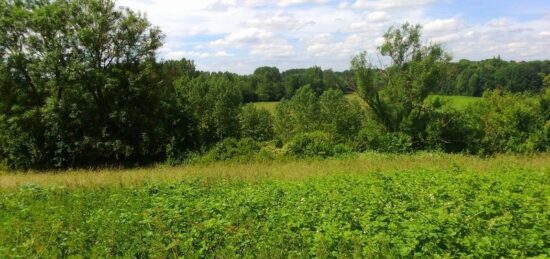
[[1, 153, 549, 257]]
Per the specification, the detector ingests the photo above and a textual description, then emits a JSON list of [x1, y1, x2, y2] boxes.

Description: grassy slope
[[1, 153, 549, 257]]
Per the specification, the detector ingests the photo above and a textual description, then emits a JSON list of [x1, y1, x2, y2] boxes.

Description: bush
[[319, 89, 364, 141], [467, 90, 547, 154], [206, 138, 261, 161], [402, 97, 481, 153], [286, 131, 353, 157], [286, 132, 333, 157], [357, 125, 412, 153]]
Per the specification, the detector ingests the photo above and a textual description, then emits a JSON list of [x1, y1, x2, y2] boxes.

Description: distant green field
[[253, 94, 481, 112], [252, 101, 279, 112], [427, 95, 482, 109]]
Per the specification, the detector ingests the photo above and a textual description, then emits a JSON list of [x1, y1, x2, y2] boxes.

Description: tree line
[[1, 0, 549, 170]]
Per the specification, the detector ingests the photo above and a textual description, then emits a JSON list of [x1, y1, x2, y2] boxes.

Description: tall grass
[[1, 152, 549, 189]]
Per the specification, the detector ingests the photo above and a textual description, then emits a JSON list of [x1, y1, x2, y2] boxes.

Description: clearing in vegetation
[[254, 94, 481, 113], [426, 95, 482, 109]]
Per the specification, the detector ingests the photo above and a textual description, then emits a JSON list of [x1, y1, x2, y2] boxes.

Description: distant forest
[[160, 58, 550, 103], [1, 0, 549, 170]]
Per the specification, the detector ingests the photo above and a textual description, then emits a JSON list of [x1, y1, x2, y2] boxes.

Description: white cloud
[[352, 0, 437, 10], [117, 0, 550, 73]]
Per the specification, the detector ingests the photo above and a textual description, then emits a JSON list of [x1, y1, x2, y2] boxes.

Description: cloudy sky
[[118, 0, 550, 74]]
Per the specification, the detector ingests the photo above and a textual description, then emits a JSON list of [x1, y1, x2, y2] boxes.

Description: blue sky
[[119, 0, 550, 74]]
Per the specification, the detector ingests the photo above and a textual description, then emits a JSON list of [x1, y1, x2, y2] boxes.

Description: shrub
[[286, 132, 334, 157], [467, 90, 547, 154], [357, 125, 412, 153], [402, 97, 481, 152], [206, 138, 261, 161]]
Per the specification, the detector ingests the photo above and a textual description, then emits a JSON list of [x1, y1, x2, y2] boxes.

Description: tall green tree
[[352, 23, 450, 132], [304, 66, 325, 95], [0, 0, 165, 169], [319, 89, 364, 141], [253, 66, 283, 101], [177, 73, 242, 147], [239, 105, 274, 141]]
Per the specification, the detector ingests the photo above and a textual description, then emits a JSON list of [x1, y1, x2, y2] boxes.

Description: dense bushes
[[274, 86, 364, 142], [205, 138, 261, 161], [466, 90, 549, 154], [287, 132, 341, 157]]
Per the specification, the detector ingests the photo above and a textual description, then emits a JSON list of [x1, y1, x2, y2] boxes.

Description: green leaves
[[352, 23, 450, 133], [1, 167, 548, 257], [0, 0, 166, 169]]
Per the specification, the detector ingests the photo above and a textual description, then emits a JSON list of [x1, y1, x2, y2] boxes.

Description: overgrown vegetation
[[1, 155, 549, 257]]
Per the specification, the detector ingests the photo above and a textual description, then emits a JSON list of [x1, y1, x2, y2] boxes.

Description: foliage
[[0, 0, 166, 169], [239, 105, 274, 141], [441, 58, 550, 95], [274, 86, 364, 143], [253, 66, 283, 101], [205, 138, 261, 162], [176, 73, 243, 146], [352, 23, 450, 132], [403, 98, 478, 152], [356, 125, 412, 153], [286, 131, 335, 157], [318, 89, 364, 141], [1, 165, 548, 257], [274, 86, 320, 140], [466, 90, 548, 154]]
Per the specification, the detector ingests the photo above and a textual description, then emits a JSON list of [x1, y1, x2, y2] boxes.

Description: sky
[[118, 0, 550, 74]]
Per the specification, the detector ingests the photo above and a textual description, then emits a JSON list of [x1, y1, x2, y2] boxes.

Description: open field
[[1, 153, 549, 257], [427, 95, 482, 109], [253, 94, 481, 113], [252, 101, 279, 113]]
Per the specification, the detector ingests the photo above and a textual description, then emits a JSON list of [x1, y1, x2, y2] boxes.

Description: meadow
[[426, 95, 482, 109], [1, 153, 549, 257], [254, 94, 481, 113]]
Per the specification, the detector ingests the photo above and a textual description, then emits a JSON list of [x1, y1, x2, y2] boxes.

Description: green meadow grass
[[253, 94, 482, 113], [252, 101, 279, 113], [427, 95, 482, 109]]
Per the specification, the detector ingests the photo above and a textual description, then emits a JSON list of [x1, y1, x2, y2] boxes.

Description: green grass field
[[1, 153, 549, 257], [427, 95, 482, 109], [252, 101, 279, 113], [253, 94, 481, 112]]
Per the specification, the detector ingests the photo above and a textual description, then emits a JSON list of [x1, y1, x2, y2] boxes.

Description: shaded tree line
[[1, 0, 549, 170], [440, 58, 550, 96]]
